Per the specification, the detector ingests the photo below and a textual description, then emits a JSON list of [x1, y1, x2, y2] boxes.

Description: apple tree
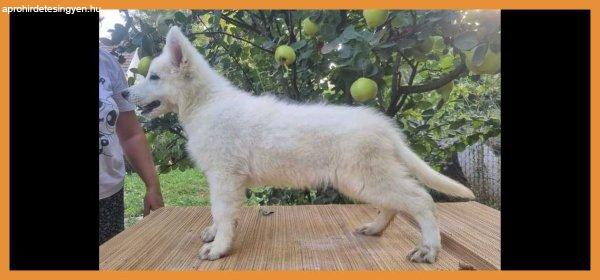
[[102, 9, 501, 204]]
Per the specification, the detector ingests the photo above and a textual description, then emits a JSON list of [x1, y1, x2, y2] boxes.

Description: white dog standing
[[121, 27, 475, 263]]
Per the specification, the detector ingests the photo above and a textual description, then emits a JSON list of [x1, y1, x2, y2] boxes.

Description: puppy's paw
[[407, 245, 438, 264], [354, 223, 383, 236], [201, 225, 217, 243], [198, 243, 228, 261]]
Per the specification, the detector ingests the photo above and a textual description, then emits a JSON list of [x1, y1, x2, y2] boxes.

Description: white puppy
[[121, 26, 475, 263]]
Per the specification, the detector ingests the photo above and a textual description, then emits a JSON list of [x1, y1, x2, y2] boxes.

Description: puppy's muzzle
[[141, 100, 162, 115]]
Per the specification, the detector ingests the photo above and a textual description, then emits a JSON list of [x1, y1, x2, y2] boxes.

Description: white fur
[[122, 27, 475, 263]]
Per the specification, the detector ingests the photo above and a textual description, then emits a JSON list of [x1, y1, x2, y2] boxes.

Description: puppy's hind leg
[[355, 208, 396, 236], [199, 173, 245, 261], [406, 204, 440, 264], [387, 176, 440, 263], [345, 166, 440, 263]]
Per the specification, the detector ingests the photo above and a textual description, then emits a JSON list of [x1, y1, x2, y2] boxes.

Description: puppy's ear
[[166, 27, 187, 68]]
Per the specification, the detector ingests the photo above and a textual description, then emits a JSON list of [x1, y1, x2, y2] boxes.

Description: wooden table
[[100, 202, 500, 270]]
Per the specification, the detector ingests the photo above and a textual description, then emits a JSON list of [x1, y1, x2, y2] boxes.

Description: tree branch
[[408, 61, 419, 85], [284, 11, 300, 100], [385, 54, 403, 115], [386, 61, 467, 117], [342, 87, 354, 105], [216, 41, 255, 93], [220, 13, 263, 36], [258, 11, 274, 39], [337, 10, 348, 33], [194, 31, 274, 53], [397, 93, 409, 111], [399, 62, 466, 95], [285, 11, 297, 43]]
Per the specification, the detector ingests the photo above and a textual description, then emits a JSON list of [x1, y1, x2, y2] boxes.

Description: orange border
[[0, 0, 597, 279]]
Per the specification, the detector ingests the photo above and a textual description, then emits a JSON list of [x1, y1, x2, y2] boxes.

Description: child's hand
[[143, 187, 164, 216]]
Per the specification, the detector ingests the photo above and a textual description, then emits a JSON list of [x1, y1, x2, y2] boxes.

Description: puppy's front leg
[[199, 174, 244, 261], [201, 223, 217, 243]]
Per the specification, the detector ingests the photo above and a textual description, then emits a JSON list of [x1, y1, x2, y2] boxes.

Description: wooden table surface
[[100, 202, 500, 271]]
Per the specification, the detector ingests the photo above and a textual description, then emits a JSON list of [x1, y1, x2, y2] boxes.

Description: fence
[[457, 136, 501, 208]]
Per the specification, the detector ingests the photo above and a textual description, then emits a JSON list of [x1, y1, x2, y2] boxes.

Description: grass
[[124, 168, 500, 227], [124, 168, 209, 227]]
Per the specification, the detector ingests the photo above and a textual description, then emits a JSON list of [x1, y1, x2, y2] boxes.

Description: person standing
[[99, 48, 164, 245]]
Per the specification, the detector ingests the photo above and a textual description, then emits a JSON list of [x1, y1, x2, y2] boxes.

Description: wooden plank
[[437, 201, 500, 269], [100, 203, 500, 271]]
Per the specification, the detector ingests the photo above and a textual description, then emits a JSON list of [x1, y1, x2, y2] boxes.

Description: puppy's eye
[[149, 73, 160, 80]]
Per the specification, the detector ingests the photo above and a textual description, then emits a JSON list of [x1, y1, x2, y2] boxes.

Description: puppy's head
[[120, 26, 197, 119]]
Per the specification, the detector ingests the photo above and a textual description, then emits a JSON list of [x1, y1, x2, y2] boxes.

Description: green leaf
[[472, 120, 483, 129], [299, 49, 314, 60], [174, 12, 187, 24], [450, 118, 467, 129], [370, 29, 387, 46], [377, 42, 397, 49], [109, 24, 127, 45], [365, 64, 379, 77], [321, 37, 343, 54], [422, 109, 435, 117], [467, 134, 481, 145], [438, 54, 455, 70], [340, 25, 359, 40], [417, 124, 430, 130], [211, 10, 222, 27], [261, 40, 275, 50], [291, 40, 307, 50], [454, 142, 466, 152], [319, 23, 337, 41], [417, 101, 432, 110], [413, 143, 428, 155], [99, 37, 114, 46], [354, 56, 370, 71], [142, 35, 155, 56], [391, 12, 413, 28], [339, 46, 353, 58], [397, 38, 417, 50], [373, 47, 393, 60]]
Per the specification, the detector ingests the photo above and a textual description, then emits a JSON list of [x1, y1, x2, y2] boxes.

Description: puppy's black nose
[[121, 90, 130, 99]]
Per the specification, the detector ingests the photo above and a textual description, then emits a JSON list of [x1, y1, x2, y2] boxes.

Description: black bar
[[10, 12, 100, 270], [501, 10, 590, 270]]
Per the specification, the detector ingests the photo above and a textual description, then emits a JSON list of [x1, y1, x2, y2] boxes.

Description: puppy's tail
[[395, 142, 475, 199]]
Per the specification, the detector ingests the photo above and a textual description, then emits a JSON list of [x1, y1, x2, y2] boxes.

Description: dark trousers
[[99, 188, 124, 245]]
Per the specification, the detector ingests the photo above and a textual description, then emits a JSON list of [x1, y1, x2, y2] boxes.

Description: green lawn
[[124, 168, 498, 227], [124, 168, 210, 227]]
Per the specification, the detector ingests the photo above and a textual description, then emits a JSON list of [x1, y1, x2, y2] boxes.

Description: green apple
[[465, 49, 501, 75], [137, 56, 152, 77], [302, 18, 319, 37], [363, 9, 388, 29], [350, 77, 378, 102], [274, 45, 296, 66], [436, 81, 454, 100]]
